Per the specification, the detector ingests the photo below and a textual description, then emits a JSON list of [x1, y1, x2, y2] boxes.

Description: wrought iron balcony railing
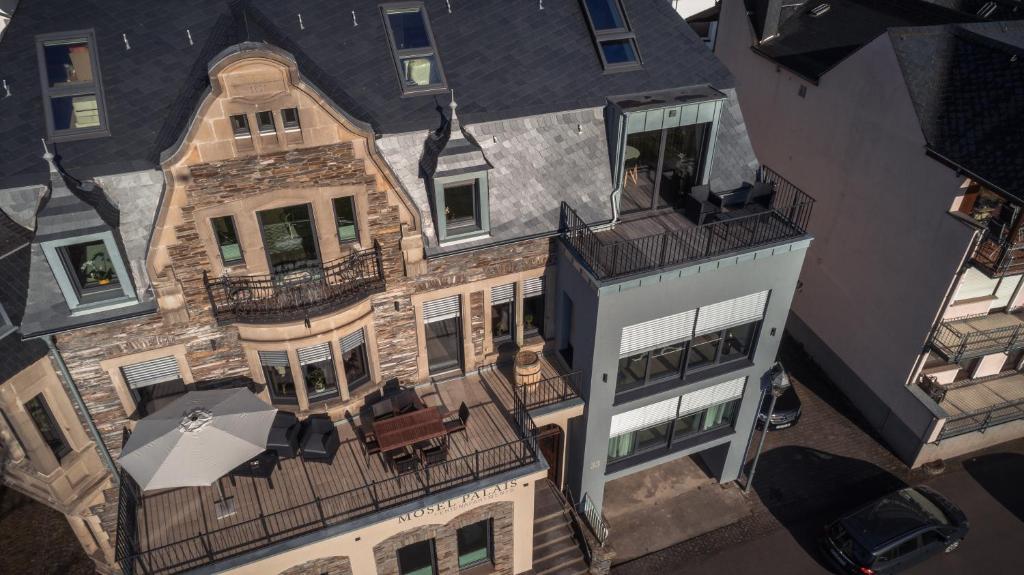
[[559, 166, 814, 281], [203, 241, 385, 324], [929, 312, 1024, 363]]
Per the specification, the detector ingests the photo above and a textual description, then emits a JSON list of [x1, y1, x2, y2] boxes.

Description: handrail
[[203, 241, 385, 324], [515, 370, 583, 411], [930, 314, 1024, 362], [938, 395, 1024, 440], [559, 166, 814, 281], [972, 225, 1024, 277], [564, 486, 609, 547]]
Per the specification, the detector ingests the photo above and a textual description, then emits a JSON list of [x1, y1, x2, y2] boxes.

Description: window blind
[[609, 396, 681, 437], [523, 277, 544, 297], [121, 356, 181, 389], [258, 350, 290, 367], [340, 329, 366, 353], [423, 295, 461, 323], [491, 283, 515, 305], [620, 309, 697, 356], [678, 377, 746, 416], [297, 342, 332, 365], [694, 291, 770, 336]]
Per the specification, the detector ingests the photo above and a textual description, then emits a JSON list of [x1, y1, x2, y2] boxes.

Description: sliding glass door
[[257, 204, 320, 273]]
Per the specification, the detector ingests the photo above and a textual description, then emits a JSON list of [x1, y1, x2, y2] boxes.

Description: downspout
[[42, 335, 119, 484]]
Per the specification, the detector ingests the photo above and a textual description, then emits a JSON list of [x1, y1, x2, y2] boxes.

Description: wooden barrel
[[515, 351, 542, 386]]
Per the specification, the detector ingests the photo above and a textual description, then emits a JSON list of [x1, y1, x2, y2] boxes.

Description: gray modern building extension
[[553, 88, 814, 510]]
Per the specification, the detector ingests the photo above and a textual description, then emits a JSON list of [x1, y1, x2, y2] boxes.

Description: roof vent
[[810, 3, 831, 17]]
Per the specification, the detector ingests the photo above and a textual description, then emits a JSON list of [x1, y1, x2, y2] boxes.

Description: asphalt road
[[666, 451, 1024, 574]]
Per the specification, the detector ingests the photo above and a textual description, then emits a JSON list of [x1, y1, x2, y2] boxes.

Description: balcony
[[559, 167, 813, 281], [920, 371, 1024, 440], [115, 371, 543, 575], [203, 242, 385, 324], [971, 223, 1024, 277], [929, 311, 1024, 363]]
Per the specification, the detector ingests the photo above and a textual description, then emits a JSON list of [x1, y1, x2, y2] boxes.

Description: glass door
[[425, 316, 462, 374], [658, 122, 711, 209], [257, 204, 321, 273]]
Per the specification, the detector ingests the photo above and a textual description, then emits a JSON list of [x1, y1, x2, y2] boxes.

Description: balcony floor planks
[[941, 372, 1024, 416], [132, 371, 529, 573]]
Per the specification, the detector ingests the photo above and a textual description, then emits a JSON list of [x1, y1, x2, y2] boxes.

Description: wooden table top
[[372, 407, 446, 453]]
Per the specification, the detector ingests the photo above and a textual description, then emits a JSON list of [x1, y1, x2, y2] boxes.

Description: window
[[579, 0, 641, 70], [57, 239, 122, 304], [36, 31, 108, 141], [257, 204, 320, 272], [211, 216, 243, 265], [382, 4, 447, 94], [457, 520, 493, 569], [616, 321, 759, 394], [424, 295, 462, 375], [341, 330, 371, 392], [442, 181, 482, 238], [622, 120, 713, 213], [332, 196, 359, 244], [281, 107, 301, 131], [397, 539, 437, 575], [607, 399, 740, 463], [255, 111, 275, 135], [491, 284, 515, 347], [259, 351, 298, 404], [121, 356, 186, 417], [24, 394, 71, 460], [298, 343, 339, 401], [523, 277, 545, 336], [230, 114, 251, 138]]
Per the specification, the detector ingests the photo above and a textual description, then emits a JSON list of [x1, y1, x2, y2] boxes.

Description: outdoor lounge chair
[[299, 415, 340, 462], [266, 411, 300, 459]]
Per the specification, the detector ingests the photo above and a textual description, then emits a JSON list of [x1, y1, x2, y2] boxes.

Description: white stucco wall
[[715, 0, 976, 456]]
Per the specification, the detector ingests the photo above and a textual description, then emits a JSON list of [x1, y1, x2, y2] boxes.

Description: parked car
[[820, 486, 968, 574], [757, 383, 801, 430]]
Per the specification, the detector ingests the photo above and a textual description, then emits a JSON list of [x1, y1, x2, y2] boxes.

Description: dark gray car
[[820, 486, 968, 574]]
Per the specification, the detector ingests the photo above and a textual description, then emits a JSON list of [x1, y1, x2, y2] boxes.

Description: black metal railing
[[203, 241, 385, 324], [516, 371, 583, 411], [115, 428, 141, 575], [565, 487, 609, 546], [972, 224, 1024, 277], [939, 396, 1024, 440], [559, 167, 814, 281], [930, 313, 1024, 362]]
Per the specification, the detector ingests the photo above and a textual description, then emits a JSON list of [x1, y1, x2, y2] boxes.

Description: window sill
[[605, 425, 734, 475], [439, 231, 490, 247], [612, 359, 755, 407], [460, 560, 496, 575], [69, 295, 139, 317], [50, 126, 112, 144]]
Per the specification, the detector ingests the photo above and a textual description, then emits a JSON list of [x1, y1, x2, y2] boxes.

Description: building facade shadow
[[964, 452, 1024, 524]]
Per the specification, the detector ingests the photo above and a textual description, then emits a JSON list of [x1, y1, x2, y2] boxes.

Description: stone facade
[[277, 555, 353, 575], [373, 501, 515, 575]]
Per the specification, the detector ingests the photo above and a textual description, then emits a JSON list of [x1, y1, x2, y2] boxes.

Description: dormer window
[[434, 175, 490, 243], [281, 108, 301, 131], [579, 0, 641, 70], [381, 3, 447, 95], [36, 30, 109, 142], [230, 114, 251, 138], [40, 232, 136, 313], [256, 111, 276, 135]]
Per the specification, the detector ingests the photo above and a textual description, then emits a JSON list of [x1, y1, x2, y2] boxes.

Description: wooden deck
[[128, 372, 535, 574], [481, 353, 576, 414], [595, 209, 695, 243]]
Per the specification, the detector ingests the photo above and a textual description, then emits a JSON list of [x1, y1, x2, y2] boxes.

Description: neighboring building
[[0, 0, 17, 39], [670, 0, 719, 19], [717, 0, 1024, 466], [0, 1, 810, 574]]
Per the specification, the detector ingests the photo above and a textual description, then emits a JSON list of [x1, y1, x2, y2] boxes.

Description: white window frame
[[40, 231, 137, 314]]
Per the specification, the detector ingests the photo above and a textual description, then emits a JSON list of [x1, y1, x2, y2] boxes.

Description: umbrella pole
[[214, 477, 236, 519]]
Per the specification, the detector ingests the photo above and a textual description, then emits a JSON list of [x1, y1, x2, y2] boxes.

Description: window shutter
[[491, 283, 515, 305], [121, 356, 181, 389], [694, 291, 770, 336], [258, 350, 291, 367], [340, 329, 366, 353], [678, 377, 746, 415], [523, 277, 544, 297], [423, 295, 461, 323], [609, 396, 681, 437], [297, 342, 332, 365], [620, 309, 697, 356]]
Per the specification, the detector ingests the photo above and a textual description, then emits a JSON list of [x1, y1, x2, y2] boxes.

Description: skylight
[[381, 3, 447, 95], [580, 0, 641, 71]]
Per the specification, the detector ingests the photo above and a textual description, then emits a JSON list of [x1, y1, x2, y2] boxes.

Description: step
[[533, 521, 575, 550], [533, 545, 586, 575], [535, 557, 590, 575], [533, 530, 576, 559], [533, 513, 570, 536]]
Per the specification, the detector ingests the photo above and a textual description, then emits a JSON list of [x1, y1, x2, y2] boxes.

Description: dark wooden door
[[536, 425, 563, 486]]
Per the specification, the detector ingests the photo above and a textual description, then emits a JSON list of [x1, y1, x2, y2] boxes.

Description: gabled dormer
[[422, 96, 493, 244]]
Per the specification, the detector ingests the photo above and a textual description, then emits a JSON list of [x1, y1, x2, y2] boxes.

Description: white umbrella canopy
[[119, 388, 278, 491]]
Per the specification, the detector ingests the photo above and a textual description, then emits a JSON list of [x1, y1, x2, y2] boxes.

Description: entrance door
[[536, 424, 564, 486]]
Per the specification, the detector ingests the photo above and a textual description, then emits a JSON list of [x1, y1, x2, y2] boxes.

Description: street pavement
[[613, 337, 1024, 574]]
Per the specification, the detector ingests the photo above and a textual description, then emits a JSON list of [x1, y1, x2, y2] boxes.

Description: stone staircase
[[533, 480, 589, 575]]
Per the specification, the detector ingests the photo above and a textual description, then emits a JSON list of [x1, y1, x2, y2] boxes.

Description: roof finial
[[448, 89, 460, 130], [42, 139, 58, 174]]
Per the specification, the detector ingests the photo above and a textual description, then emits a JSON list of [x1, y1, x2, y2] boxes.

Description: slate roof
[[0, 238, 49, 384], [891, 21, 1024, 201], [746, 0, 977, 81]]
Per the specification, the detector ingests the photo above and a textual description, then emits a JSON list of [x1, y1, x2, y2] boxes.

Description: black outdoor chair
[[228, 450, 278, 489], [419, 443, 447, 466], [356, 424, 381, 463], [299, 415, 340, 462], [266, 411, 300, 459], [443, 402, 470, 435], [383, 377, 402, 398], [391, 452, 419, 474], [683, 185, 719, 225], [748, 181, 774, 208]]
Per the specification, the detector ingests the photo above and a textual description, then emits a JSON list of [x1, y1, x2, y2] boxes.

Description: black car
[[820, 486, 969, 574], [757, 383, 801, 430]]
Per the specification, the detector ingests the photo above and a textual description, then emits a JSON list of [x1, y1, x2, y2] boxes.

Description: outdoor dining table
[[372, 406, 447, 453]]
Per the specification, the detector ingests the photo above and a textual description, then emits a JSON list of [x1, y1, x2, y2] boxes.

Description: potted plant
[[307, 367, 328, 394], [80, 252, 114, 285]]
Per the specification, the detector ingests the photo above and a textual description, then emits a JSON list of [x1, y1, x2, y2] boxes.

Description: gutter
[[42, 335, 119, 485]]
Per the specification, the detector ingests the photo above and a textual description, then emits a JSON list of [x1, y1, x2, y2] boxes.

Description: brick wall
[[277, 555, 353, 575]]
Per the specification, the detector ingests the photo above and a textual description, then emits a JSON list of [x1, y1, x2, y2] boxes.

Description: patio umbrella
[[119, 388, 277, 492]]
